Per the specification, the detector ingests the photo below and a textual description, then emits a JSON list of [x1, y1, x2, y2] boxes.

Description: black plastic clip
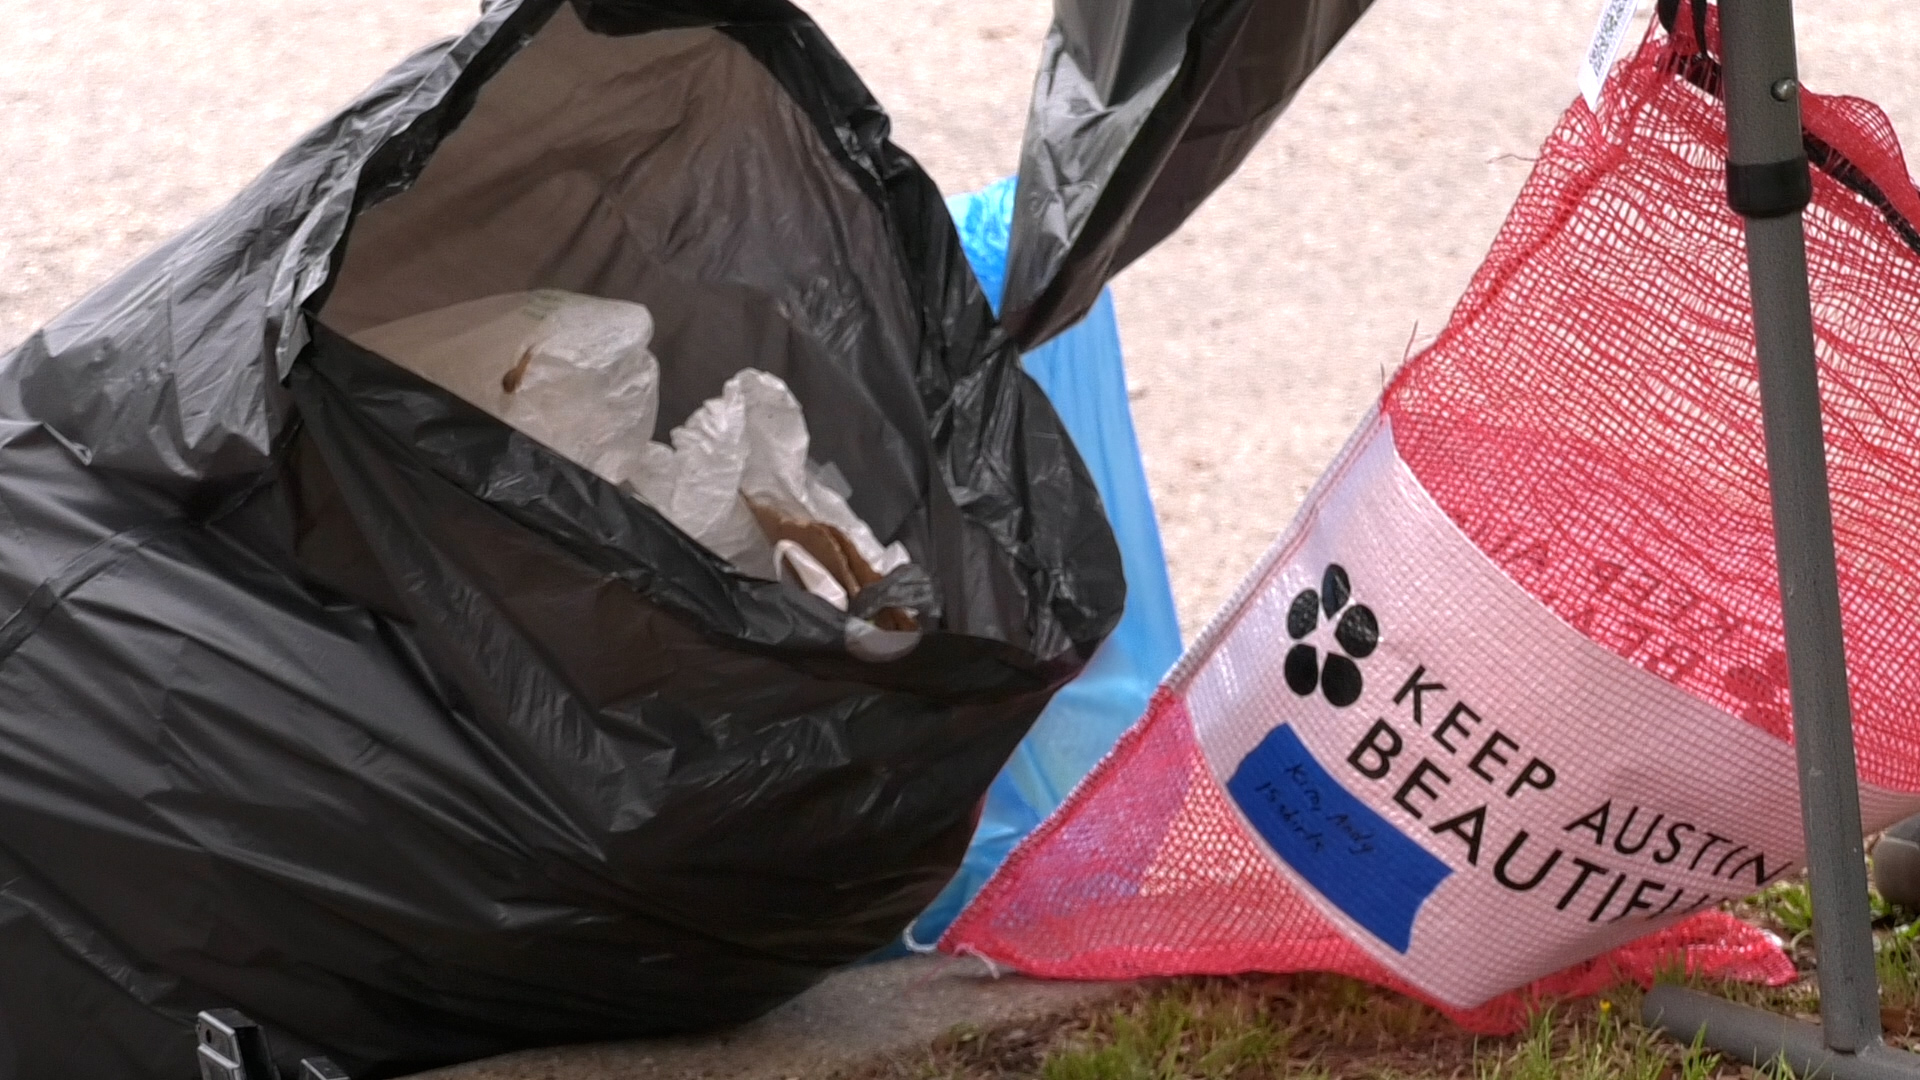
[[196, 1010, 276, 1080], [1728, 158, 1815, 219], [1656, 0, 1712, 57], [196, 1010, 354, 1080]]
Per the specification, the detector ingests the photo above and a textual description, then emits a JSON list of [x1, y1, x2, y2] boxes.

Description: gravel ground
[[3, 0, 1916, 630]]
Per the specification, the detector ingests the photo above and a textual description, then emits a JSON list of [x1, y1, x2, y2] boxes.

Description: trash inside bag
[[350, 290, 919, 627], [0, 2, 1124, 1076], [347, 290, 672, 507]]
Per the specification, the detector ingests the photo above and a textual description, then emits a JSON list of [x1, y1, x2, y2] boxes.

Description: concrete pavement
[[414, 956, 1115, 1080]]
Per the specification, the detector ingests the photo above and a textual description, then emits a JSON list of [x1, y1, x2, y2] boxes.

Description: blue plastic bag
[[900, 178, 1184, 946]]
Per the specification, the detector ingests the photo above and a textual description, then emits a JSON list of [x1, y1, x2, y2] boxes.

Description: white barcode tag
[[1579, 0, 1642, 111]]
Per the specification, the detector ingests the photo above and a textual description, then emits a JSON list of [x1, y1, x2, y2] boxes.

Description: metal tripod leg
[[1639, 1, 1920, 1075]]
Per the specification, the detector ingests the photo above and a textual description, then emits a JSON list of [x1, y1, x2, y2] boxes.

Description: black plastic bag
[[1000, 0, 1379, 347], [0, 2, 1121, 1075]]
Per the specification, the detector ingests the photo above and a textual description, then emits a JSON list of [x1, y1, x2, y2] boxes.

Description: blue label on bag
[[1227, 725, 1451, 952]]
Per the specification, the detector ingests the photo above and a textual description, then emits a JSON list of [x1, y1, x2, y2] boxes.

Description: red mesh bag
[[943, 14, 1920, 1029]]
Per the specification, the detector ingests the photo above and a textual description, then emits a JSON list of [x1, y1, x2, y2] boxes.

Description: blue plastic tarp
[[899, 178, 1184, 947]]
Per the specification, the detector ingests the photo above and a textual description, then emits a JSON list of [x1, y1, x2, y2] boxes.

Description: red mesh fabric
[[939, 18, 1920, 1028], [945, 693, 1793, 1033], [1385, 22, 1920, 786]]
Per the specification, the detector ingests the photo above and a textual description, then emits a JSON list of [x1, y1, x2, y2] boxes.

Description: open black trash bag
[[0, 2, 1122, 1075]]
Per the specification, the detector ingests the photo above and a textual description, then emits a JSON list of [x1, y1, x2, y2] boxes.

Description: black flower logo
[[1284, 564, 1378, 708]]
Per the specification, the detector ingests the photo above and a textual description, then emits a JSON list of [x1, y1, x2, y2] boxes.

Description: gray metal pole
[[1718, 0, 1881, 1053], [1644, 2, 1920, 1074], [1646, 986, 1920, 1079]]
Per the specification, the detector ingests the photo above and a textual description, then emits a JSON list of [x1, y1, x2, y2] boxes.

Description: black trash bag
[[0, 1, 1122, 1076], [999, 0, 1379, 347]]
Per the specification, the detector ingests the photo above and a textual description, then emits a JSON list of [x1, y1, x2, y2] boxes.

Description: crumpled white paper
[[350, 290, 910, 608]]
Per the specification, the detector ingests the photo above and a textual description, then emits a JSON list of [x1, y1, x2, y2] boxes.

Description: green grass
[[1755, 879, 1817, 951], [1033, 977, 1456, 1080], [860, 872, 1920, 1080], [1474, 1005, 1671, 1080], [857, 976, 1761, 1080], [1037, 986, 1297, 1080]]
